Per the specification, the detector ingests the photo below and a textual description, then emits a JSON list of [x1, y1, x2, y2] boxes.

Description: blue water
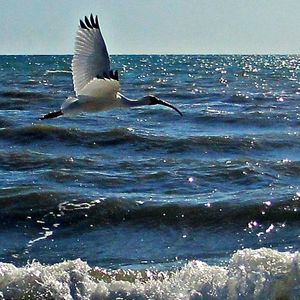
[[0, 55, 299, 298]]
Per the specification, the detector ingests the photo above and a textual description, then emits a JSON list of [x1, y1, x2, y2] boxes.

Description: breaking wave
[[0, 248, 299, 299]]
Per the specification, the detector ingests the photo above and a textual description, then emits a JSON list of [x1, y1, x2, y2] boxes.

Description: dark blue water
[[0, 55, 299, 298]]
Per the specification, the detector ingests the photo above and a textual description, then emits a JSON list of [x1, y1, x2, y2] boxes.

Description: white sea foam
[[0, 248, 299, 299]]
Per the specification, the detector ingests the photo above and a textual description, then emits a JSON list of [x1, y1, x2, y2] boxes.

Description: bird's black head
[[148, 95, 160, 105], [147, 95, 183, 116]]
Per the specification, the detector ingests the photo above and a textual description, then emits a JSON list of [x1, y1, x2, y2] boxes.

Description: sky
[[0, 0, 300, 55]]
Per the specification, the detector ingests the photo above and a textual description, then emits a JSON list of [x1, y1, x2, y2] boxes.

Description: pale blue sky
[[0, 0, 299, 54]]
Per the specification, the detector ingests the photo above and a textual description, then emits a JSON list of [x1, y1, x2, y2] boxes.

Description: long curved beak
[[156, 99, 183, 116]]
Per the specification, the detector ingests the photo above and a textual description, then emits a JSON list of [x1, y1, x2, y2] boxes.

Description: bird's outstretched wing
[[72, 14, 116, 95], [79, 78, 120, 99]]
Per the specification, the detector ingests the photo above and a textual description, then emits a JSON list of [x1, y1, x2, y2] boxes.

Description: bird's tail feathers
[[40, 110, 64, 120]]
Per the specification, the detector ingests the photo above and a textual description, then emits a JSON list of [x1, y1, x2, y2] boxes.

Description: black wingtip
[[114, 70, 119, 81], [103, 72, 109, 79], [108, 70, 119, 81], [90, 14, 98, 28], [80, 14, 100, 30], [85, 16, 92, 29], [80, 19, 88, 29], [95, 15, 99, 28]]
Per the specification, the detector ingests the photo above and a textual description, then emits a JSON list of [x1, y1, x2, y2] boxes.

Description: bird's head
[[145, 95, 183, 116]]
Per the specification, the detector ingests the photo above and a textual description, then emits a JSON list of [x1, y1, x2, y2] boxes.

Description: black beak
[[156, 99, 183, 116]]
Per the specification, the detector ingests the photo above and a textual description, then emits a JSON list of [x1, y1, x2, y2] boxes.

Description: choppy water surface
[[0, 55, 299, 299]]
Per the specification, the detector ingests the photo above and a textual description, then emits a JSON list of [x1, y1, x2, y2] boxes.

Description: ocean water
[[0, 54, 299, 299]]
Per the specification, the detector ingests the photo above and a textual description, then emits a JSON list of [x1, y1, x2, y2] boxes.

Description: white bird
[[40, 14, 182, 120]]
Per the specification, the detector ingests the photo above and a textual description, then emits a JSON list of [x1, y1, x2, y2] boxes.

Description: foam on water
[[0, 248, 299, 299]]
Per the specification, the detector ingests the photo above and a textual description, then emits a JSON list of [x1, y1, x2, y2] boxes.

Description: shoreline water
[[0, 54, 299, 298]]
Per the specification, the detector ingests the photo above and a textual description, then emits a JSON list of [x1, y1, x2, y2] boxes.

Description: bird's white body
[[62, 79, 123, 115], [40, 15, 182, 120]]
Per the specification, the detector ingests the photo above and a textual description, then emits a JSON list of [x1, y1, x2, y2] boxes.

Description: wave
[[0, 126, 141, 146], [1, 148, 299, 174], [0, 91, 51, 110], [0, 117, 14, 128], [0, 150, 83, 171], [0, 91, 49, 100], [1, 125, 299, 153], [0, 193, 299, 228], [0, 248, 298, 299], [194, 110, 295, 128]]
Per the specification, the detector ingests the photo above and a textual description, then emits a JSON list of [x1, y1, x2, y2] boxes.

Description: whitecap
[[0, 248, 299, 299]]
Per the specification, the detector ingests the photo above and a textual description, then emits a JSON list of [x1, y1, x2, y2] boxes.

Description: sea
[[0, 54, 299, 299]]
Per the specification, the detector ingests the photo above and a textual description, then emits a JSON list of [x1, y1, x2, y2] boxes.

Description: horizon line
[[0, 53, 299, 56]]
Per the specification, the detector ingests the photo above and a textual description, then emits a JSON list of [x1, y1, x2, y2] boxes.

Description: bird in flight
[[40, 14, 182, 120]]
